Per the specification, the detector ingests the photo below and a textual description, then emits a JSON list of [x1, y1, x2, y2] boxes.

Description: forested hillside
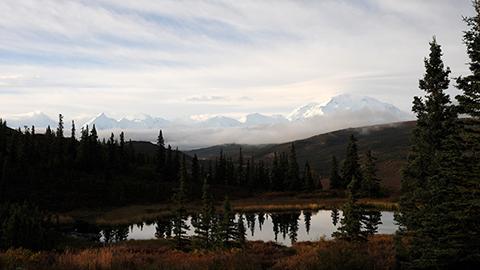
[[188, 121, 415, 192]]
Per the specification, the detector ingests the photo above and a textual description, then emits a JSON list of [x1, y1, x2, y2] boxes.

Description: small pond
[[73, 210, 398, 246]]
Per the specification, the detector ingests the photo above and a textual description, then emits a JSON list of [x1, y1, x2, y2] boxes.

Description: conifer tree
[[156, 130, 165, 172], [193, 178, 215, 249], [191, 154, 200, 184], [70, 120, 76, 140], [454, 2, 480, 265], [361, 150, 381, 197], [287, 143, 300, 190], [363, 210, 382, 236], [329, 158, 338, 191], [303, 161, 314, 191], [398, 37, 464, 269], [56, 114, 64, 138], [341, 135, 362, 190], [333, 175, 366, 242], [172, 158, 189, 249], [236, 214, 247, 247], [220, 196, 236, 247], [237, 147, 244, 185]]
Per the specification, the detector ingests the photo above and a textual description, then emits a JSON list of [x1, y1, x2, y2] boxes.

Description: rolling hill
[[186, 121, 416, 193]]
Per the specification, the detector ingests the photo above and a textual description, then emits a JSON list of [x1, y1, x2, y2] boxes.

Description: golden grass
[[0, 236, 396, 270]]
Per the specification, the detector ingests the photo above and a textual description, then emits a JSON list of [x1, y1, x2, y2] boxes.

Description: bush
[[0, 203, 54, 250]]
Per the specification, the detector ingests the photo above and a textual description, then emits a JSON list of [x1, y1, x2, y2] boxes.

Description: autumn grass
[[0, 236, 396, 270]]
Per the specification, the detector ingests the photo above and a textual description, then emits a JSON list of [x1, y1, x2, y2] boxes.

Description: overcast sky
[[0, 0, 474, 120]]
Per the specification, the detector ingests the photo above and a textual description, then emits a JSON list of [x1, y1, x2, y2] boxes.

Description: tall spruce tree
[[361, 150, 381, 197], [398, 37, 465, 269], [191, 154, 200, 184], [333, 175, 366, 242], [455, 2, 480, 266], [56, 114, 64, 138], [220, 196, 236, 247], [156, 130, 165, 172], [329, 155, 342, 190], [341, 134, 362, 190], [236, 214, 247, 247], [172, 157, 189, 249], [193, 178, 215, 249], [303, 161, 314, 191], [287, 143, 300, 190]]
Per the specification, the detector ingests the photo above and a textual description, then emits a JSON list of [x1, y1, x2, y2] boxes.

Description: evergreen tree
[[287, 143, 300, 190], [236, 214, 247, 247], [329, 156, 342, 190], [56, 114, 64, 138], [454, 2, 480, 266], [191, 154, 200, 184], [172, 156, 189, 249], [156, 130, 165, 172], [398, 37, 464, 269], [237, 147, 244, 185], [303, 161, 314, 191], [363, 210, 382, 236], [70, 120, 76, 140], [193, 178, 215, 249], [341, 135, 362, 190], [333, 175, 366, 242], [361, 150, 381, 197], [220, 196, 236, 247]]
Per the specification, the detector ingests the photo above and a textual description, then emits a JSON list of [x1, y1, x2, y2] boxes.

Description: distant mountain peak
[[288, 94, 411, 121]]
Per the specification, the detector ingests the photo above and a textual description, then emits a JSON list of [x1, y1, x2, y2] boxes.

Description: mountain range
[[2, 94, 413, 131]]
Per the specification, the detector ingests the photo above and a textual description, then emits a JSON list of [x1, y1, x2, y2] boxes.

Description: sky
[[0, 0, 475, 121]]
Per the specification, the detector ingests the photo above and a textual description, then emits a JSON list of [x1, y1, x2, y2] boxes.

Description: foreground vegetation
[[0, 235, 395, 270]]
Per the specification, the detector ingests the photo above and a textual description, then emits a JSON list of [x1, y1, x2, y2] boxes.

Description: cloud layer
[[0, 0, 474, 120]]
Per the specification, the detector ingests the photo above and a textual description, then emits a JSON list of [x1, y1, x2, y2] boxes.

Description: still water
[[92, 210, 397, 246]]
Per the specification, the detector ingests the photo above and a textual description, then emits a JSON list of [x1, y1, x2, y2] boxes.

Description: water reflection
[[75, 210, 397, 246]]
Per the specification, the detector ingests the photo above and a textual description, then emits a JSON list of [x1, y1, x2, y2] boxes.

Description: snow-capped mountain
[[199, 116, 242, 128], [3, 94, 412, 136], [84, 113, 170, 130], [83, 113, 118, 129], [288, 94, 411, 121], [243, 113, 288, 126], [3, 111, 57, 128]]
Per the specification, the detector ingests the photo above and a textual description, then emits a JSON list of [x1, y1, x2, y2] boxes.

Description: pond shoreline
[[62, 192, 398, 225]]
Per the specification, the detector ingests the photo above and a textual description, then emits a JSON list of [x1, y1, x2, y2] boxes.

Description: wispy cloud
[[0, 0, 473, 118]]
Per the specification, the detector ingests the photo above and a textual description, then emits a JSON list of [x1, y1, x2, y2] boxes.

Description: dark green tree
[[172, 157, 189, 249], [191, 154, 200, 184], [329, 156, 342, 189], [333, 175, 366, 242], [455, 2, 480, 266], [156, 130, 165, 172], [287, 143, 300, 190], [303, 161, 314, 191], [193, 178, 215, 249], [363, 210, 382, 236], [56, 114, 64, 138], [220, 196, 236, 247], [361, 150, 381, 197], [398, 37, 464, 269], [236, 214, 247, 247], [341, 135, 362, 190]]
